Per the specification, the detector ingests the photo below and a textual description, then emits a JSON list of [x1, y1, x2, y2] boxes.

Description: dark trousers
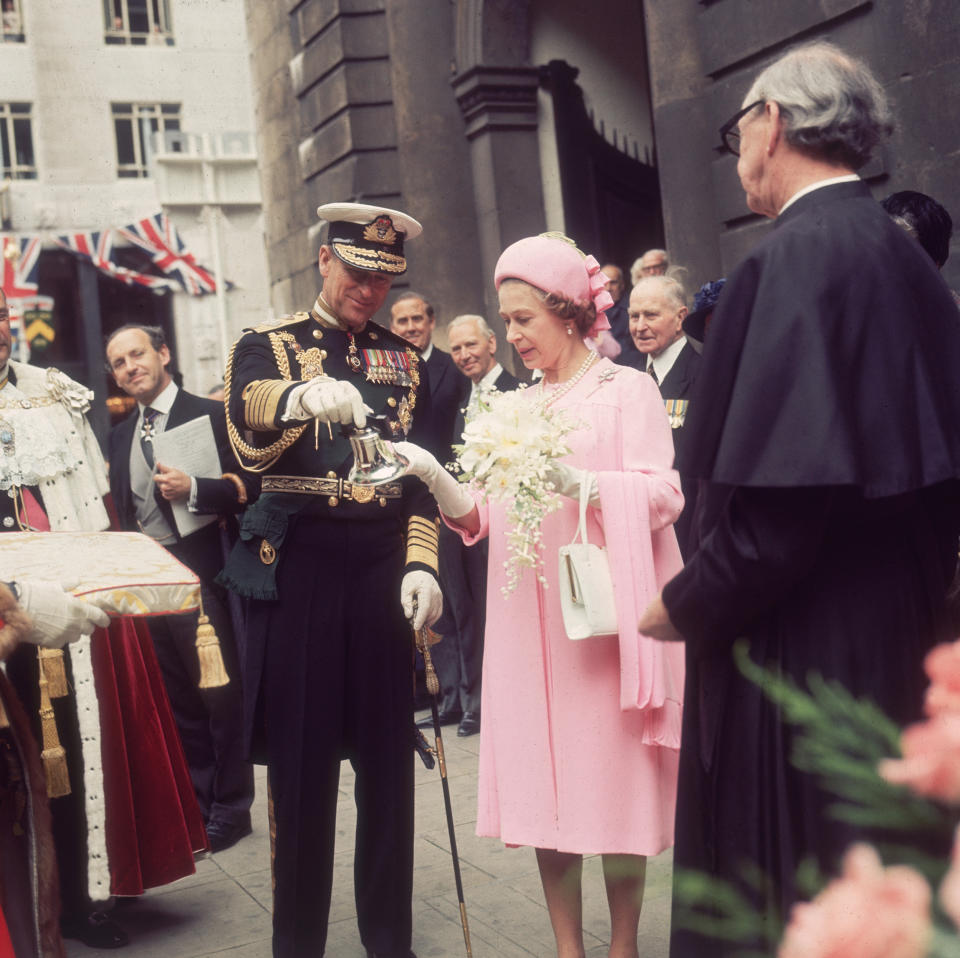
[[433, 524, 488, 714], [147, 579, 253, 827], [250, 517, 414, 958]]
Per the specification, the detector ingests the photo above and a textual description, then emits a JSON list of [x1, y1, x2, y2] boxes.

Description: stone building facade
[[244, 0, 960, 358], [1, 0, 269, 435]]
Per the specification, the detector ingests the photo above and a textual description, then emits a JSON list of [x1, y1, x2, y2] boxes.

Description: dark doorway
[[541, 59, 663, 278]]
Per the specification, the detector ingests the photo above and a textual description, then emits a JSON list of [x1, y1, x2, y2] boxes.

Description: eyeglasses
[[719, 100, 764, 156]]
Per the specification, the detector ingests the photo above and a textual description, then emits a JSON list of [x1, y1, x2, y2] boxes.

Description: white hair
[[448, 313, 494, 340], [744, 41, 892, 170], [631, 274, 687, 310]]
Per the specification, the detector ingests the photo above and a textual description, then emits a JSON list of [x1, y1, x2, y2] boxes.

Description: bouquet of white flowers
[[452, 388, 576, 596]]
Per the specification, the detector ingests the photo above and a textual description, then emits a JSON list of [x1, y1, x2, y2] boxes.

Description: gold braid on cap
[[405, 515, 439, 573], [224, 331, 307, 473]]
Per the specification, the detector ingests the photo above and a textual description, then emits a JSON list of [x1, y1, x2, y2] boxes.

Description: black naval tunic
[[222, 300, 438, 958]]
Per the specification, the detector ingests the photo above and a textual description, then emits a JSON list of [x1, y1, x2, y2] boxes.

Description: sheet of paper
[[151, 416, 221, 538]]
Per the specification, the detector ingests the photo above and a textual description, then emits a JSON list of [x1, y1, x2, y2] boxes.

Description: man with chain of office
[[221, 202, 440, 958]]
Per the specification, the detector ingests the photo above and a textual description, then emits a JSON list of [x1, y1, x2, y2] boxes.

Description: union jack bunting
[[116, 212, 229, 296], [0, 234, 42, 301], [53, 230, 177, 293]]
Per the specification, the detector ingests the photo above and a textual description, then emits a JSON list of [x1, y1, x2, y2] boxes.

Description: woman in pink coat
[[398, 233, 685, 958]]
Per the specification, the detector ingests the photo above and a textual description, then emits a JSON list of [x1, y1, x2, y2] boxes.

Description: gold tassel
[[38, 668, 70, 798], [38, 648, 69, 698], [195, 601, 229, 689], [421, 637, 440, 697]]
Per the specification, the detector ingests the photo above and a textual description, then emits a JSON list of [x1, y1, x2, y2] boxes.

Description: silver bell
[[347, 425, 409, 486]]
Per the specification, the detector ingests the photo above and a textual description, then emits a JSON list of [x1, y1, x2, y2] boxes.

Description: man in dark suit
[[600, 263, 637, 363], [419, 314, 520, 737], [626, 275, 701, 557], [105, 324, 254, 853], [389, 291, 462, 463]]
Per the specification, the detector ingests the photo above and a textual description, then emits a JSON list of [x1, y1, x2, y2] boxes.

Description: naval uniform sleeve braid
[[243, 380, 293, 430], [405, 515, 439, 575]]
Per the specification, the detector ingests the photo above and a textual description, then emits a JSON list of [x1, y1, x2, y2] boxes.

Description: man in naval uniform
[[221, 202, 441, 958]]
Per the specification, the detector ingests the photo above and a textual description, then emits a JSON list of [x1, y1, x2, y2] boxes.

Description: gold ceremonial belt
[[261, 475, 402, 504]]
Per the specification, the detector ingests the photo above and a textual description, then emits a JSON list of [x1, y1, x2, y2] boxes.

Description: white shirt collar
[[420, 342, 433, 362], [779, 174, 860, 215], [469, 362, 503, 399], [647, 336, 686, 383], [139, 378, 178, 416], [313, 295, 345, 329]]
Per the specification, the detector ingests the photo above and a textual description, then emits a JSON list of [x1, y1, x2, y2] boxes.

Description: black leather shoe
[[458, 711, 480, 737], [206, 818, 253, 853], [416, 708, 461, 728], [62, 911, 129, 949], [366, 951, 416, 957]]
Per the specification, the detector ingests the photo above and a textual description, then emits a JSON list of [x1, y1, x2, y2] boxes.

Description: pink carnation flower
[[940, 826, 960, 931], [779, 844, 930, 958], [879, 713, 960, 803], [924, 640, 960, 716]]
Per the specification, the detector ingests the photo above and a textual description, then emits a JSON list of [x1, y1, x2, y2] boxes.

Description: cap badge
[[363, 216, 398, 246]]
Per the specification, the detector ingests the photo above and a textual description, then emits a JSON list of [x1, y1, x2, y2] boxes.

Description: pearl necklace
[[536, 350, 599, 409]]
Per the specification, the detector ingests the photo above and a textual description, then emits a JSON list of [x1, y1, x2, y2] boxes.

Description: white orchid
[[452, 388, 575, 595]]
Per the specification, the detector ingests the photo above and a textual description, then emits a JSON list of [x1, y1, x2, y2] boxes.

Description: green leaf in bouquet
[[673, 866, 783, 949]]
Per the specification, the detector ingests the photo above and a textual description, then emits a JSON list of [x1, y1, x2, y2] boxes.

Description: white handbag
[[557, 474, 618, 640]]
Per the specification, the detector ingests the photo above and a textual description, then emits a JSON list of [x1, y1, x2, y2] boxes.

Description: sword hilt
[[412, 595, 441, 695]]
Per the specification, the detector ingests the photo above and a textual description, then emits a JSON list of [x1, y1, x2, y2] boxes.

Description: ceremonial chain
[[535, 350, 598, 409]]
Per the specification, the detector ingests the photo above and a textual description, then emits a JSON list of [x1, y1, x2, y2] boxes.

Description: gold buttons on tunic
[[312, 329, 323, 340], [387, 397, 397, 408], [326, 471, 337, 479], [320, 350, 327, 359], [369, 332, 378, 341], [379, 497, 387, 507], [328, 496, 339, 507]]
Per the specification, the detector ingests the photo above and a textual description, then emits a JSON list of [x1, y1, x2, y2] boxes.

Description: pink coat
[[449, 357, 685, 855]]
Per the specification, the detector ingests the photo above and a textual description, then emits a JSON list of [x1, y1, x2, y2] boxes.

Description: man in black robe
[[639, 41, 960, 957]]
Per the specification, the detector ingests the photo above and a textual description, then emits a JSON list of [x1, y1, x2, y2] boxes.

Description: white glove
[[285, 377, 368, 428], [545, 463, 601, 508], [400, 571, 443, 631], [392, 441, 475, 518], [17, 579, 110, 648]]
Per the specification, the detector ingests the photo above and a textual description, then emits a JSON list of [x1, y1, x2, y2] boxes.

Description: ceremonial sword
[[412, 597, 473, 958]]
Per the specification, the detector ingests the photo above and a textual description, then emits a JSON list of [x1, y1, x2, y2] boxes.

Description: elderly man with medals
[[221, 202, 440, 958]]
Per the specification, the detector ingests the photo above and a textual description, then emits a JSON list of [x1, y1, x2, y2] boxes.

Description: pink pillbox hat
[[493, 233, 613, 337]]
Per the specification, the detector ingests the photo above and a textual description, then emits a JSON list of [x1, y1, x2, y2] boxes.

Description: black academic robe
[[661, 181, 960, 957]]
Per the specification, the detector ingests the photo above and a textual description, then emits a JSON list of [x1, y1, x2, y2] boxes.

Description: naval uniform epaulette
[[247, 311, 312, 335]]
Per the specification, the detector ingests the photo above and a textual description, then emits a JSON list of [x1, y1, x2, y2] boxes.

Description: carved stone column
[[451, 64, 546, 347]]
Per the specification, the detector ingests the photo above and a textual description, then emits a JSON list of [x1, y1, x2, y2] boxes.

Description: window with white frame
[[104, 0, 173, 45], [1, 0, 24, 42], [0, 103, 37, 179], [112, 102, 181, 178]]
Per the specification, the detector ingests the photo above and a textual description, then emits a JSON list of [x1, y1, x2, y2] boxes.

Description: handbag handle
[[567, 470, 591, 547]]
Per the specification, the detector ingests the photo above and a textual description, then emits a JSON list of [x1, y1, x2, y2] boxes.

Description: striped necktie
[[647, 363, 659, 386]]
